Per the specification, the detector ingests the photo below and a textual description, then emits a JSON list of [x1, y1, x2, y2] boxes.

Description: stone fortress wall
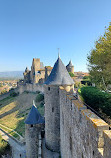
[[18, 83, 44, 94], [59, 86, 111, 158]]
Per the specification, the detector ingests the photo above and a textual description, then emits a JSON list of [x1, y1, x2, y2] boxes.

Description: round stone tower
[[44, 56, 74, 152], [25, 101, 44, 158], [66, 60, 74, 74]]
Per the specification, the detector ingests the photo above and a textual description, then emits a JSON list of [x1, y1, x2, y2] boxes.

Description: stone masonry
[[59, 86, 111, 158], [44, 85, 60, 152]]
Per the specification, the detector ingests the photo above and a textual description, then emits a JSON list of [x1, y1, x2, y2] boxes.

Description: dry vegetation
[[0, 92, 44, 138]]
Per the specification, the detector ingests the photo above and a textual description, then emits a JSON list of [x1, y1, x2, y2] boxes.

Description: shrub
[[36, 94, 44, 102], [36, 91, 40, 94], [10, 91, 18, 97], [80, 86, 111, 117], [81, 80, 92, 86], [1, 89, 7, 94], [0, 135, 10, 156], [69, 72, 75, 77], [74, 81, 81, 88], [39, 102, 44, 107]]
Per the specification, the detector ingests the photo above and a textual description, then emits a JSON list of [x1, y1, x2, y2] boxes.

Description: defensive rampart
[[59, 87, 111, 158], [18, 83, 44, 94]]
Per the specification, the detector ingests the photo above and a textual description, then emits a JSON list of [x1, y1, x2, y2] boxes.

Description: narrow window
[[70, 136, 72, 152], [71, 104, 72, 110], [48, 87, 50, 91], [52, 107, 54, 112], [70, 128, 72, 153]]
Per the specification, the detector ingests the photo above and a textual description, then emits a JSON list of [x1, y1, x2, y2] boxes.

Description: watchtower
[[44, 56, 74, 152], [66, 60, 74, 74], [25, 101, 44, 158]]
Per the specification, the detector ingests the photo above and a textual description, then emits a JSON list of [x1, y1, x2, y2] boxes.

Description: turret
[[66, 60, 74, 74], [25, 101, 44, 158], [25, 67, 29, 72], [23, 67, 30, 83], [44, 56, 74, 152]]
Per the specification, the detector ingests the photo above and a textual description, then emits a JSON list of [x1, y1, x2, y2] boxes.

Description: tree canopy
[[87, 23, 111, 90]]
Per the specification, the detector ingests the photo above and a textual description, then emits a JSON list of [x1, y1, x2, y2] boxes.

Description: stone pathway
[[42, 138, 60, 158], [0, 129, 26, 158]]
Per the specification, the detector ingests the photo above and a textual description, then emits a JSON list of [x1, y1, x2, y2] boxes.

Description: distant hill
[[0, 71, 24, 80]]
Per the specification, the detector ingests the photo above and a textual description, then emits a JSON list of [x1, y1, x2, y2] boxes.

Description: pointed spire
[[25, 101, 45, 124], [67, 60, 73, 67], [58, 48, 60, 58], [44, 56, 74, 85], [33, 100, 35, 106], [69, 60, 72, 65]]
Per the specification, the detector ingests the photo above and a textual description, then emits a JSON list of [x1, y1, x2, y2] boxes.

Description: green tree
[[87, 23, 111, 90]]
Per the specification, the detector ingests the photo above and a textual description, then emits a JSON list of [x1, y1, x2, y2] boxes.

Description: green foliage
[[74, 81, 81, 88], [0, 83, 3, 87], [87, 23, 111, 89], [69, 72, 75, 77], [83, 76, 90, 80], [80, 86, 111, 117], [1, 89, 7, 94], [35, 93, 44, 102], [36, 91, 40, 94], [81, 80, 92, 86], [0, 135, 10, 156], [78, 88, 81, 95], [39, 102, 44, 107], [10, 91, 19, 97]]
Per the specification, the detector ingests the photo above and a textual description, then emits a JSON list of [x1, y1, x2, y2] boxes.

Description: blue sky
[[0, 0, 111, 72]]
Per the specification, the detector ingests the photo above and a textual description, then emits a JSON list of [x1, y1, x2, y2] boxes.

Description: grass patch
[[0, 92, 44, 138]]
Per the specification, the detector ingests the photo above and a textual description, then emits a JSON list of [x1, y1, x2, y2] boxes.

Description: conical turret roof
[[25, 102, 44, 124], [66, 60, 73, 67], [44, 57, 74, 85]]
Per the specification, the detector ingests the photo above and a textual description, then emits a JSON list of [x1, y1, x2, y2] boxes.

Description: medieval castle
[[24, 56, 111, 158], [17, 57, 74, 94]]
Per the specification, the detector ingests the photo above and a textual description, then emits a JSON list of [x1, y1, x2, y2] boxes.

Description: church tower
[[25, 101, 44, 158], [44, 56, 74, 152]]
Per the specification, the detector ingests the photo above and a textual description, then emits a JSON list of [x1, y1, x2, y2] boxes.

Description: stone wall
[[25, 124, 44, 158], [18, 83, 44, 94], [59, 87, 111, 158], [44, 85, 60, 152]]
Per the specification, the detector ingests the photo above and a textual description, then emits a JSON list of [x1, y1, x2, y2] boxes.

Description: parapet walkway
[[0, 128, 26, 158]]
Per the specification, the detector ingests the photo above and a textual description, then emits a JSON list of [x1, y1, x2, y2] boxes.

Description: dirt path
[[0, 129, 26, 158]]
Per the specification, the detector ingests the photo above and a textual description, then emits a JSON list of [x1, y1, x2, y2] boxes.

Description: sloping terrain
[[0, 92, 44, 138]]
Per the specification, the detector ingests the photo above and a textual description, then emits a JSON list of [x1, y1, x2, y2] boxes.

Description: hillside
[[0, 71, 23, 80], [0, 92, 44, 138]]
